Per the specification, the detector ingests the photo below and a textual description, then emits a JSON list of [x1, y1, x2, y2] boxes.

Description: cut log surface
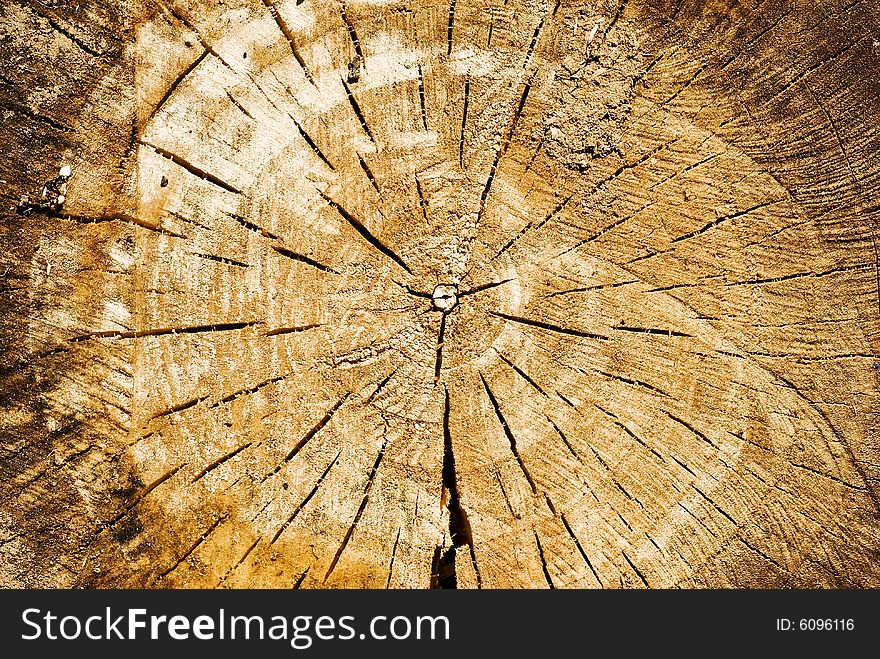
[[2, 0, 880, 588]]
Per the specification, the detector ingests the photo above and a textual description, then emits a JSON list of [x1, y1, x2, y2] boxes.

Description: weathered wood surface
[[1, 0, 879, 588]]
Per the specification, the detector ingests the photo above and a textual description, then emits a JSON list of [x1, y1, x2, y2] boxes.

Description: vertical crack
[[432, 385, 479, 589], [415, 174, 430, 226], [418, 64, 429, 131], [533, 530, 556, 589], [386, 527, 401, 588], [434, 313, 447, 382], [459, 76, 470, 169], [447, 0, 457, 56]]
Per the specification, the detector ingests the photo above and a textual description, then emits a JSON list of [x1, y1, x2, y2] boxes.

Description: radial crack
[[670, 200, 784, 244], [447, 0, 457, 55], [147, 49, 209, 126], [621, 551, 649, 587], [264, 395, 350, 480], [434, 313, 448, 382], [358, 153, 381, 193], [477, 82, 531, 224], [272, 245, 340, 274], [290, 117, 336, 170], [433, 385, 477, 589], [261, 0, 316, 85], [293, 569, 309, 589], [225, 212, 280, 240], [524, 1, 560, 70], [341, 77, 375, 143], [459, 279, 514, 298], [191, 442, 253, 484], [211, 373, 290, 408], [100, 464, 186, 533], [612, 325, 692, 337], [217, 538, 260, 587], [496, 351, 548, 397], [265, 323, 323, 337], [139, 141, 242, 195], [663, 411, 719, 450], [533, 531, 556, 588], [318, 190, 412, 273], [561, 513, 602, 586], [417, 64, 429, 131], [339, 1, 364, 59], [324, 437, 390, 581], [149, 395, 208, 421], [363, 369, 398, 407], [415, 174, 430, 225], [595, 370, 670, 397], [69, 321, 260, 343], [386, 527, 402, 588], [546, 417, 588, 467], [494, 195, 572, 260], [272, 452, 341, 543], [459, 76, 470, 168], [491, 312, 609, 341], [480, 373, 537, 494], [190, 252, 251, 269], [160, 516, 225, 578], [594, 404, 664, 462], [65, 213, 188, 239]]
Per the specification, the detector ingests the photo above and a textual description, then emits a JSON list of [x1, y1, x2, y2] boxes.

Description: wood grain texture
[[1, 0, 879, 588]]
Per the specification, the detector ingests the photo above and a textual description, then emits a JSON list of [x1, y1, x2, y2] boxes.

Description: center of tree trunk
[[432, 284, 459, 313]]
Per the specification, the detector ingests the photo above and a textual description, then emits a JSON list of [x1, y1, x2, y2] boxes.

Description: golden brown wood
[[2, 0, 879, 588]]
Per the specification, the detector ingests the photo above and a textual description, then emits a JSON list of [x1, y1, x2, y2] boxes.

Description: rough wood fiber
[[1, 0, 879, 589]]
